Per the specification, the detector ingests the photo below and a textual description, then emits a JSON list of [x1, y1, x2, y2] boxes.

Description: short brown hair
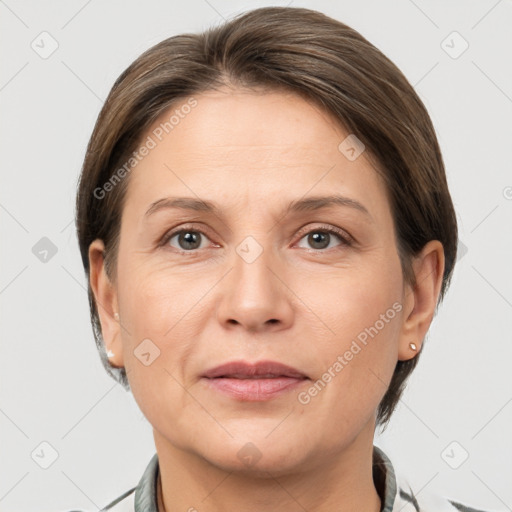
[[75, 6, 458, 429]]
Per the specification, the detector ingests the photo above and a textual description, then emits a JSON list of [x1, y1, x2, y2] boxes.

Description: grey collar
[[373, 444, 398, 512], [134, 452, 159, 511], [132, 445, 397, 512]]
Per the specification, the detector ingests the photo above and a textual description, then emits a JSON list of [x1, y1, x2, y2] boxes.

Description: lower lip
[[202, 377, 308, 401]]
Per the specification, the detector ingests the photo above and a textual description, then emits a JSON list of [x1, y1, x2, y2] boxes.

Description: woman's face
[[104, 88, 415, 474]]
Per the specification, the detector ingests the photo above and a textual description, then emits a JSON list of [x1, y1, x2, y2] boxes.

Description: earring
[[114, 312, 119, 321], [106, 349, 115, 358], [409, 342, 417, 351]]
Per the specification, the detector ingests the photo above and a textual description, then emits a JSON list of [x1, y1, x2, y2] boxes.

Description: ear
[[88, 239, 124, 368], [398, 240, 445, 361]]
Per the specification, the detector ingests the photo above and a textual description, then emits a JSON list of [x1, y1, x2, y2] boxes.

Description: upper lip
[[202, 360, 309, 379]]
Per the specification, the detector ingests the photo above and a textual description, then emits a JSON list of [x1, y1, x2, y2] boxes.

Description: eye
[[295, 224, 353, 251], [161, 227, 212, 252], [160, 223, 353, 253]]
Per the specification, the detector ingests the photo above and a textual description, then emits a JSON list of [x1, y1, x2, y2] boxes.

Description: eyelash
[[159, 223, 354, 254]]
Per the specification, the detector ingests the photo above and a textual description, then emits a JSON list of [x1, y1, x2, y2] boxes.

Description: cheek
[[118, 260, 187, 335], [297, 253, 403, 346], [116, 261, 204, 397], [117, 271, 193, 428], [298, 254, 403, 402]]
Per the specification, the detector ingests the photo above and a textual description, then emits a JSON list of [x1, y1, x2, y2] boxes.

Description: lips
[[202, 360, 308, 380], [201, 360, 309, 401]]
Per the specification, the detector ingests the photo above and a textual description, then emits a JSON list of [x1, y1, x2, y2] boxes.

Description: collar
[[373, 444, 398, 512], [133, 451, 159, 511], [127, 445, 397, 512]]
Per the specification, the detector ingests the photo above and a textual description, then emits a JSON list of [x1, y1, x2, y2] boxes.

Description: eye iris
[[179, 231, 201, 250], [308, 232, 330, 249]]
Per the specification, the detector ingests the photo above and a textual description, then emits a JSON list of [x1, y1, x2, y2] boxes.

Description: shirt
[[87, 445, 491, 512]]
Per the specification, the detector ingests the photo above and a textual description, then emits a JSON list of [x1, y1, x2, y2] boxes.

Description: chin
[[200, 435, 312, 477]]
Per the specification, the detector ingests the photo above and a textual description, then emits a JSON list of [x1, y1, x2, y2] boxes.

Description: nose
[[215, 237, 294, 333]]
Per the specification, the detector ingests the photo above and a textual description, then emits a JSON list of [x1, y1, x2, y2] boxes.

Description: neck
[[154, 420, 382, 512]]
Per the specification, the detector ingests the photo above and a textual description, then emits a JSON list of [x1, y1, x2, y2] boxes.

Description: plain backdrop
[[1, 1, 511, 511]]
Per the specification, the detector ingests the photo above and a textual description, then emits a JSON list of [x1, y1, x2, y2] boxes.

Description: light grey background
[[1, 0, 511, 511]]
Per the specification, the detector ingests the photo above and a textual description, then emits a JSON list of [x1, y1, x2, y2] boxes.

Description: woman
[[74, 6, 489, 512]]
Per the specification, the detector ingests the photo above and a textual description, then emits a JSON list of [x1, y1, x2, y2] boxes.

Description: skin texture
[[89, 87, 444, 512]]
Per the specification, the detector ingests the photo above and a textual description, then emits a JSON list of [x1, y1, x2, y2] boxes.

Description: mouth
[[201, 360, 309, 401]]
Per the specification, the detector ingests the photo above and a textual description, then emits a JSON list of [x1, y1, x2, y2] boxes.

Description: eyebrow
[[144, 195, 373, 221]]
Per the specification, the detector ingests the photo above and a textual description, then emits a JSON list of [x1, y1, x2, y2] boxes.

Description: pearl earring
[[107, 349, 115, 358], [114, 312, 119, 320], [409, 342, 417, 351]]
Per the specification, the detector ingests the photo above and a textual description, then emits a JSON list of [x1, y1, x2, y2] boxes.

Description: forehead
[[161, 87, 345, 149], [122, 87, 388, 220]]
